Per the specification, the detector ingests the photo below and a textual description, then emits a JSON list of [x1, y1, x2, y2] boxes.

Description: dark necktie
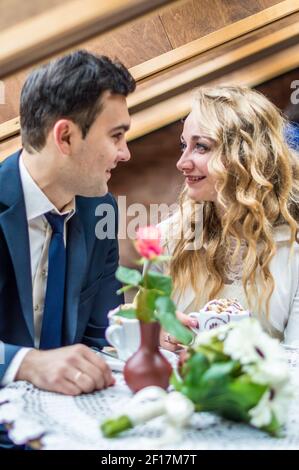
[[39, 212, 67, 349]]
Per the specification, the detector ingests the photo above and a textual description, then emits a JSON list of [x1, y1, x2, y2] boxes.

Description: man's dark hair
[[20, 50, 136, 152]]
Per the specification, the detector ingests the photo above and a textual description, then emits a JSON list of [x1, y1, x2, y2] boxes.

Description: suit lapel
[[0, 151, 34, 342], [63, 213, 87, 345]]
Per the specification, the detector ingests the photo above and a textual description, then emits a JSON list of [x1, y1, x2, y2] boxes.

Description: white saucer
[[98, 348, 178, 371]]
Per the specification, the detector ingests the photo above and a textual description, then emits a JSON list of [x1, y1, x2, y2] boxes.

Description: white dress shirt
[[1, 155, 75, 385]]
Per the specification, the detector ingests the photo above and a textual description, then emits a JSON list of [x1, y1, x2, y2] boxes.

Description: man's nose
[[118, 142, 131, 162]]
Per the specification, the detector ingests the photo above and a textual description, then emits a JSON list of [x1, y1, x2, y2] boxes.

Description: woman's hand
[[160, 311, 199, 352]]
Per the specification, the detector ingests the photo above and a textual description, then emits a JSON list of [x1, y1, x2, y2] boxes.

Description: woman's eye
[[180, 141, 209, 153], [195, 143, 208, 153], [180, 142, 187, 151]]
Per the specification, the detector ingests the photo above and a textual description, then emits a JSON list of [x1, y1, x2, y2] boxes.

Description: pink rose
[[135, 226, 163, 260]]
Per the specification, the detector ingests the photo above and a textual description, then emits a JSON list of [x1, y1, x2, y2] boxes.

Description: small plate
[[98, 348, 178, 371], [97, 351, 124, 372]]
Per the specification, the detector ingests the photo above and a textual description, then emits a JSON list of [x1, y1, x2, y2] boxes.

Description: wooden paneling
[[0, 13, 173, 124], [0, 117, 20, 141], [257, 67, 299, 110], [1, 0, 298, 144], [1, 2, 297, 127], [130, 12, 299, 111], [159, 0, 283, 48], [130, 0, 299, 81], [127, 43, 299, 140], [259, 0, 283, 7], [0, 135, 21, 162], [133, 10, 299, 93], [79, 15, 172, 68], [2, 41, 299, 157], [0, 0, 175, 78], [0, 0, 71, 30], [1, 11, 299, 146], [1, 0, 296, 125], [0, 70, 28, 124]]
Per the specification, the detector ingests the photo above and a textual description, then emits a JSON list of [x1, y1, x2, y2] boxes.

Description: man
[[0, 50, 135, 447]]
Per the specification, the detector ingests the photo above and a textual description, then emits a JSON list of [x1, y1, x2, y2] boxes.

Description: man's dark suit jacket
[[0, 150, 124, 382]]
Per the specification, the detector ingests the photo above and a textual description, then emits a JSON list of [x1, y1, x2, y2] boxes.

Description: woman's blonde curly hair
[[166, 85, 299, 318]]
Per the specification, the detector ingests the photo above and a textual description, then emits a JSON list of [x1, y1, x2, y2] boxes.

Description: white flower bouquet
[[173, 318, 292, 436], [101, 318, 292, 438]]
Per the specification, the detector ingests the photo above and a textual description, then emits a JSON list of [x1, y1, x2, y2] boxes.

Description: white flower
[[223, 318, 284, 365], [244, 359, 289, 386], [193, 322, 233, 347], [249, 382, 293, 428], [193, 328, 219, 346], [164, 391, 195, 426]]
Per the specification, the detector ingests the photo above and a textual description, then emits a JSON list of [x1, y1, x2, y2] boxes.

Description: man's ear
[[52, 119, 81, 155]]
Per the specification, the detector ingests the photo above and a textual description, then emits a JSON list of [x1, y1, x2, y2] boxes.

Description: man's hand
[[160, 311, 198, 352], [15, 344, 115, 395]]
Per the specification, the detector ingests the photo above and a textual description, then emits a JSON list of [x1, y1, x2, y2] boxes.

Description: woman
[[156, 85, 299, 351]]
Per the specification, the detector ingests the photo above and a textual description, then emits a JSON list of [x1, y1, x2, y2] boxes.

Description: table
[[0, 347, 299, 450]]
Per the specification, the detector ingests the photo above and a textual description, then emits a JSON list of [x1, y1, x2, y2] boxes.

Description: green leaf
[[116, 285, 135, 295], [116, 266, 142, 286], [196, 344, 229, 363], [155, 297, 194, 345], [101, 416, 133, 438], [262, 412, 283, 437], [135, 288, 156, 322], [154, 255, 172, 263], [155, 296, 176, 315], [196, 374, 267, 422], [144, 271, 172, 296], [170, 369, 184, 391], [135, 258, 147, 266], [175, 352, 210, 403], [143, 289, 160, 312], [200, 361, 239, 386], [116, 308, 137, 319]]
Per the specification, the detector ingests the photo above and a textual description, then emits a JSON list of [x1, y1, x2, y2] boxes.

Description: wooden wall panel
[[1, 1, 297, 132], [256, 67, 299, 110], [0, 70, 28, 123], [0, 0, 71, 30], [133, 10, 299, 99], [159, 0, 282, 48], [0, 0, 294, 125], [79, 15, 172, 68], [0, 134, 21, 162], [0, 13, 172, 125], [0, 0, 175, 78]]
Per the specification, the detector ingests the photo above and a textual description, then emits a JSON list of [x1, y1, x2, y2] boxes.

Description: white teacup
[[105, 314, 141, 361], [188, 309, 250, 332]]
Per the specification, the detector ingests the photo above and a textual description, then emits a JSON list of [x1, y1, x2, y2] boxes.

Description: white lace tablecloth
[[0, 348, 299, 450]]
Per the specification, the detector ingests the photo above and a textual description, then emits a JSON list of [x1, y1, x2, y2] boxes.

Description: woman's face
[[177, 111, 218, 202]]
